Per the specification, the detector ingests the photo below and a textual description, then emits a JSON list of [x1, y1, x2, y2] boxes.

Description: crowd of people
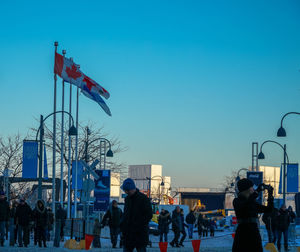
[[0, 191, 66, 248]]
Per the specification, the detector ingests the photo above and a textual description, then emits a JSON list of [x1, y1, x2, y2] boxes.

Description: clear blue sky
[[1, 0, 300, 188]]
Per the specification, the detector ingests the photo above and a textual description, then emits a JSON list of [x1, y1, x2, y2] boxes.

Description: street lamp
[[146, 175, 165, 203], [277, 112, 300, 137], [257, 140, 289, 204], [35, 111, 77, 205]]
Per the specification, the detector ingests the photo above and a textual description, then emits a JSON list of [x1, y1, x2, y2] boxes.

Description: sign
[[287, 163, 299, 193], [247, 171, 263, 204], [22, 140, 38, 178], [72, 161, 83, 190], [94, 170, 111, 211]]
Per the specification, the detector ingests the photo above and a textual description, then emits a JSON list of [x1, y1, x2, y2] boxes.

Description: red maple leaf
[[66, 64, 82, 80], [83, 75, 96, 91]]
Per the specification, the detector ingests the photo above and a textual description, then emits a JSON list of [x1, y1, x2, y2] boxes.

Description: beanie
[[121, 178, 136, 191], [237, 178, 253, 193]]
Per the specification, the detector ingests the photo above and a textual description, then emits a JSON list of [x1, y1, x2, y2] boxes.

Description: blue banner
[[94, 170, 111, 211], [72, 161, 83, 190], [43, 144, 48, 179], [287, 163, 299, 193], [247, 171, 263, 204], [22, 140, 38, 178], [279, 164, 283, 194]]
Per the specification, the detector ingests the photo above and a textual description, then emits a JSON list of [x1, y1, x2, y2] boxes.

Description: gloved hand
[[256, 184, 264, 193]]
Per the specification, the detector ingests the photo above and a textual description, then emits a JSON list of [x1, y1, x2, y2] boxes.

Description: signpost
[[247, 171, 263, 204], [94, 170, 111, 211]]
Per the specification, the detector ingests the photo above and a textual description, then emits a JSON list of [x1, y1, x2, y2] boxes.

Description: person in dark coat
[[93, 218, 101, 248], [276, 204, 290, 251], [46, 207, 54, 241], [202, 216, 209, 237], [54, 204, 67, 247], [102, 200, 123, 248], [185, 209, 196, 239], [178, 208, 187, 247], [196, 213, 204, 238], [32, 199, 48, 247], [120, 178, 153, 252], [232, 179, 273, 252], [9, 200, 18, 246], [158, 209, 171, 242], [0, 191, 10, 246], [170, 206, 182, 247], [15, 198, 32, 247], [209, 218, 217, 237], [262, 207, 278, 243]]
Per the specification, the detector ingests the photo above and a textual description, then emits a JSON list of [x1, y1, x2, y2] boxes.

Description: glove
[[256, 184, 264, 193]]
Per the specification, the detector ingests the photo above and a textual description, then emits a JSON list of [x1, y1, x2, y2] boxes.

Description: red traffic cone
[[85, 234, 94, 250], [159, 242, 168, 252], [231, 233, 235, 239], [192, 240, 201, 252]]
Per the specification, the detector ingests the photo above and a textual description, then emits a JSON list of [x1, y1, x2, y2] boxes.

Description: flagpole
[[67, 59, 72, 218], [52, 41, 58, 213], [74, 85, 79, 218], [60, 49, 66, 206]]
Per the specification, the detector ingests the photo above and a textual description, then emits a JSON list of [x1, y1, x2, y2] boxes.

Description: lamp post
[[35, 111, 77, 201], [146, 175, 165, 203], [257, 140, 289, 205]]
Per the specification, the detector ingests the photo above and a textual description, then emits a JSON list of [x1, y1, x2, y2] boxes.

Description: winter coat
[[16, 202, 32, 226], [232, 191, 273, 252], [47, 209, 54, 230], [185, 212, 196, 225], [277, 209, 290, 230], [262, 208, 278, 230], [120, 189, 153, 248], [55, 205, 67, 224], [171, 209, 182, 231], [0, 198, 10, 221], [209, 220, 217, 231], [288, 209, 296, 223], [32, 200, 48, 228], [158, 211, 171, 233], [102, 204, 123, 228]]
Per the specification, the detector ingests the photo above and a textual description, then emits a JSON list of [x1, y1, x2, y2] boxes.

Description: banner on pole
[[44, 144, 48, 179], [279, 164, 283, 194], [94, 170, 111, 211], [22, 140, 38, 178], [247, 171, 263, 204], [287, 163, 299, 193], [72, 161, 83, 190]]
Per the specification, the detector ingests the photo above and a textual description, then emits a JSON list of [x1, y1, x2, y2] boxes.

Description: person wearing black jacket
[[185, 210, 196, 239], [170, 206, 182, 247], [54, 204, 67, 247], [32, 199, 48, 247], [196, 213, 204, 238], [276, 204, 290, 251], [232, 179, 273, 252], [102, 200, 123, 248], [0, 191, 10, 246], [15, 198, 32, 247], [158, 209, 171, 242], [120, 178, 152, 252], [179, 208, 187, 247], [262, 207, 278, 243]]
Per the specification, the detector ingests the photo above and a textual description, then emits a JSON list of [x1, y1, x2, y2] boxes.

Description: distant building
[[110, 172, 121, 202]]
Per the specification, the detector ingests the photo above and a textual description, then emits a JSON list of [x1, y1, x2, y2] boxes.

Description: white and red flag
[[54, 52, 111, 116]]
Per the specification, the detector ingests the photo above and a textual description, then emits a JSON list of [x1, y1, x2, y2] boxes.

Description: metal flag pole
[[67, 60, 73, 218], [53, 41, 58, 213], [60, 49, 66, 206], [74, 85, 79, 218]]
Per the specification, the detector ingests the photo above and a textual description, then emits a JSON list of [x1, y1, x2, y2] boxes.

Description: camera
[[257, 183, 273, 192]]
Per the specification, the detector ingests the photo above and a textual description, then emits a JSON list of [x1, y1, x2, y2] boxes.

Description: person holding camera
[[232, 179, 274, 252]]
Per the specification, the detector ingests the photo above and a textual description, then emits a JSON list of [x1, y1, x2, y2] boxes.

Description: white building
[[110, 172, 121, 202]]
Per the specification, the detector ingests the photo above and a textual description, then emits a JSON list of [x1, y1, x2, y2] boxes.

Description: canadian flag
[[54, 52, 110, 99], [54, 52, 111, 116]]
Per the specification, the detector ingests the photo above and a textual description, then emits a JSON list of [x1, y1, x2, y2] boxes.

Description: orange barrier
[[85, 234, 94, 250], [191, 240, 201, 252], [159, 242, 168, 252]]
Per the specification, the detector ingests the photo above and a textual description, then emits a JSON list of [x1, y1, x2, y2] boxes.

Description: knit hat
[[237, 178, 253, 193], [121, 178, 136, 191]]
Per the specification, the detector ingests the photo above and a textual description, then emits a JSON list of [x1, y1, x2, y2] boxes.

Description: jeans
[[17, 225, 30, 247], [0, 221, 5, 245], [159, 232, 168, 242], [171, 229, 180, 246], [277, 229, 288, 250], [187, 224, 194, 239], [179, 227, 186, 245], [123, 246, 146, 252], [110, 227, 120, 247]]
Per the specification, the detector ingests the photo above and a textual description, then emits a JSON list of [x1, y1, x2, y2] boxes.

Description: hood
[[36, 199, 46, 213], [160, 212, 170, 219]]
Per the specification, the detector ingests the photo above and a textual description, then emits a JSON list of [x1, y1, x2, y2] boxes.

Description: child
[[93, 218, 101, 248]]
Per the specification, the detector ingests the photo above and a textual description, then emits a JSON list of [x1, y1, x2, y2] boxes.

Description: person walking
[[32, 199, 48, 247], [9, 201, 18, 246], [196, 213, 204, 239], [288, 206, 296, 244], [232, 179, 273, 252], [185, 209, 196, 239], [170, 206, 182, 247], [102, 200, 123, 248], [178, 208, 187, 247], [46, 207, 54, 241], [276, 204, 290, 251], [209, 218, 217, 237], [15, 198, 32, 247], [0, 191, 10, 247], [92, 218, 101, 248], [120, 178, 152, 252], [158, 209, 171, 242], [262, 207, 278, 243], [54, 204, 67, 247], [201, 215, 209, 237]]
